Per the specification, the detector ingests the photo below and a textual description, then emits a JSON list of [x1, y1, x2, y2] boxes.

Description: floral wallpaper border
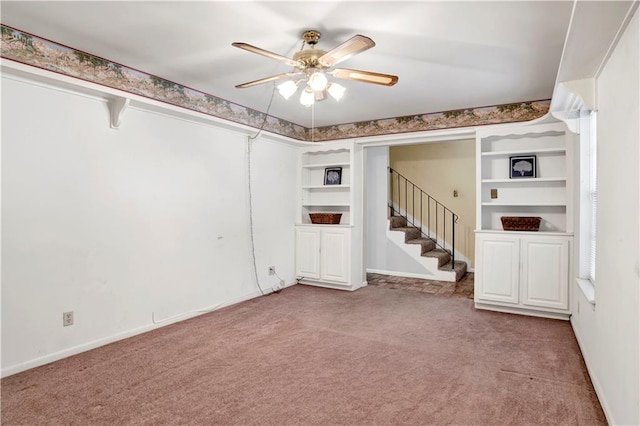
[[310, 101, 550, 141], [1, 25, 550, 142]]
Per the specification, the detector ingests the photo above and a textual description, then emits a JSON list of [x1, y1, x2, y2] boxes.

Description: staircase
[[388, 167, 467, 282], [388, 215, 467, 282]]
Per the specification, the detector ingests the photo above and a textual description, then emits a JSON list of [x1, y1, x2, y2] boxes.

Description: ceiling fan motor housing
[[302, 30, 321, 46], [293, 49, 329, 71]]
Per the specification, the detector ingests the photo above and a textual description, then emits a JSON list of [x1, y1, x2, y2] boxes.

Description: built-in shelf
[[302, 185, 350, 190], [477, 122, 572, 233], [481, 177, 567, 184], [302, 203, 351, 207], [295, 223, 354, 228], [482, 202, 567, 207], [300, 146, 352, 226], [481, 147, 566, 157], [301, 161, 351, 169], [296, 141, 364, 292], [476, 230, 574, 236]]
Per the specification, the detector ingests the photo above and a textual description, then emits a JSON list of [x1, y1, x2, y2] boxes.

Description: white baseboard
[[1, 285, 296, 378]]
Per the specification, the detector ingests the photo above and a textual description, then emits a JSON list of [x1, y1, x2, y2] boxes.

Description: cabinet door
[[295, 229, 321, 279], [521, 237, 569, 310], [320, 229, 350, 283], [476, 234, 520, 304]]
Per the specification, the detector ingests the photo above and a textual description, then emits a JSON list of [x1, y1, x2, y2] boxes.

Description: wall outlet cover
[[63, 311, 74, 327]]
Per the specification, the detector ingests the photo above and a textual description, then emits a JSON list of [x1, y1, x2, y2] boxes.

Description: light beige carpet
[[1, 284, 605, 425]]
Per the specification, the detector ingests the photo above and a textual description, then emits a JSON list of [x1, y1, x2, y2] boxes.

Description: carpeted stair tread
[[437, 260, 468, 281], [389, 216, 407, 228], [391, 226, 421, 241], [406, 237, 437, 254], [422, 248, 451, 267]]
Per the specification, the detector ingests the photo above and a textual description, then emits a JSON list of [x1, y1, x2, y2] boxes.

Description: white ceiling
[[0, 1, 628, 128]]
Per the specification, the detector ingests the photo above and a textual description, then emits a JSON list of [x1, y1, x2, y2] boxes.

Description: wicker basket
[[500, 216, 542, 232], [309, 213, 342, 225]]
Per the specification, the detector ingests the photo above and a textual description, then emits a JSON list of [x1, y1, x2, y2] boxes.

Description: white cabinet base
[[474, 301, 570, 320], [295, 225, 364, 291], [474, 231, 572, 320], [298, 279, 365, 291]]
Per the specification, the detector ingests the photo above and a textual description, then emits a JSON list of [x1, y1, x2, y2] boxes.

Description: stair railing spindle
[[420, 192, 423, 235], [404, 179, 407, 221], [435, 201, 439, 247], [397, 172, 400, 216], [412, 183, 415, 226], [452, 212, 456, 268], [443, 207, 446, 259], [427, 196, 431, 239]]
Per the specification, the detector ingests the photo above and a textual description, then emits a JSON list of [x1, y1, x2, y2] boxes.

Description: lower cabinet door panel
[[320, 229, 350, 283], [295, 229, 320, 279], [521, 237, 569, 310], [477, 235, 520, 304]]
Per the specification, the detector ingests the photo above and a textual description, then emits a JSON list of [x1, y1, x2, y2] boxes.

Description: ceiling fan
[[232, 30, 398, 106]]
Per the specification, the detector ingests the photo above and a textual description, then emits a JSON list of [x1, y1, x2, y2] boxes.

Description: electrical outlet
[[268, 266, 275, 275], [63, 311, 74, 327]]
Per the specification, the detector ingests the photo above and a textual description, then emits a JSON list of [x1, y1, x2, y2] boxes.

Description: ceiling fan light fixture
[[299, 87, 315, 107], [233, 30, 398, 108], [308, 71, 328, 91], [277, 80, 298, 99], [327, 82, 346, 101]]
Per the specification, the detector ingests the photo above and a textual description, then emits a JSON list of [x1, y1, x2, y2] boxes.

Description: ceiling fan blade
[[235, 72, 301, 88], [318, 35, 375, 67], [332, 68, 399, 86], [232, 42, 301, 68]]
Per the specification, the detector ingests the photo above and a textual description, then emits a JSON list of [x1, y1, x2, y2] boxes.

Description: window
[[577, 110, 597, 304], [588, 112, 597, 282]]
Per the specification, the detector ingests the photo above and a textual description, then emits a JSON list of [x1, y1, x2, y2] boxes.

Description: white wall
[[364, 146, 434, 276], [570, 8, 639, 425], [1, 74, 297, 376]]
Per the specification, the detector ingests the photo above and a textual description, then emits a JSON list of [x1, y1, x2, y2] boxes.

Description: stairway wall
[[390, 140, 476, 267], [365, 147, 433, 277]]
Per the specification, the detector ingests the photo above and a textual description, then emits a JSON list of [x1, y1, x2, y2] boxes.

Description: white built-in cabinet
[[475, 233, 570, 318], [474, 122, 574, 319], [295, 227, 351, 283], [295, 141, 365, 291]]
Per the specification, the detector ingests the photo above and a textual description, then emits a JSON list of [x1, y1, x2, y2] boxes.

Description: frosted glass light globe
[[299, 87, 315, 107], [277, 80, 298, 100], [327, 83, 346, 101], [308, 72, 328, 91]]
